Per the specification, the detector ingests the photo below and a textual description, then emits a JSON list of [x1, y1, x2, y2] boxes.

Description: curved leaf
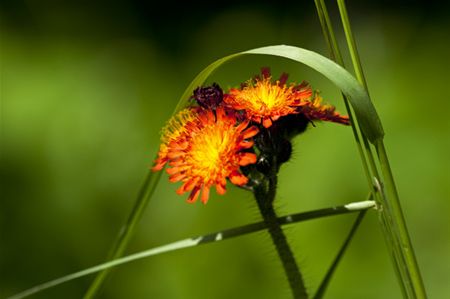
[[175, 45, 384, 143]]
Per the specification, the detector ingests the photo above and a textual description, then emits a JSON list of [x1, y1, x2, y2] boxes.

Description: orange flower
[[152, 107, 259, 204], [224, 69, 350, 127], [224, 69, 313, 128]]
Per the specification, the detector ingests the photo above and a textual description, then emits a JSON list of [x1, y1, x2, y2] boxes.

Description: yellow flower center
[[188, 123, 237, 182], [241, 78, 291, 111]]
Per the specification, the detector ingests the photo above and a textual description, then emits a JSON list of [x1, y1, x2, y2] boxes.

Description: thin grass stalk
[[374, 139, 427, 298], [378, 212, 409, 298], [8, 200, 375, 299], [313, 210, 366, 299], [83, 170, 162, 298], [316, 0, 383, 184], [314, 0, 374, 191], [314, 1, 414, 296], [314, 4, 388, 291], [336, 0, 427, 297]]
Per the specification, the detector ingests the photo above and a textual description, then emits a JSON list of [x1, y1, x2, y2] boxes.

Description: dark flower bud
[[192, 83, 223, 110]]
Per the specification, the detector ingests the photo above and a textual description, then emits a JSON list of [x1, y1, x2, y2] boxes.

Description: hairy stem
[[254, 170, 308, 299]]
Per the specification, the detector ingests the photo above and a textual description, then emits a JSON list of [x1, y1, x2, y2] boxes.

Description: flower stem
[[254, 170, 308, 299]]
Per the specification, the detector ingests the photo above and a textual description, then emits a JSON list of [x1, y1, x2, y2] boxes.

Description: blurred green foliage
[[1, 1, 449, 298]]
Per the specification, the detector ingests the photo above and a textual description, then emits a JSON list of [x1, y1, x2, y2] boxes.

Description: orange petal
[[239, 153, 257, 166], [215, 182, 226, 195], [238, 140, 254, 149], [171, 140, 189, 150], [298, 89, 313, 100], [216, 106, 226, 122], [184, 178, 200, 192], [242, 126, 259, 139], [198, 111, 209, 123], [262, 117, 272, 128], [328, 115, 350, 125], [176, 184, 186, 195], [218, 177, 227, 186], [151, 160, 166, 172], [169, 173, 186, 182], [206, 109, 215, 122], [235, 119, 250, 133], [230, 102, 246, 110], [229, 171, 248, 186], [166, 167, 180, 175], [186, 187, 201, 203], [271, 115, 280, 121], [169, 160, 185, 167], [166, 165, 189, 175], [167, 151, 184, 159], [201, 185, 211, 204]]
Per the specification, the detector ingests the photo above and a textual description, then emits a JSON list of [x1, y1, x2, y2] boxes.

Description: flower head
[[224, 68, 350, 128], [152, 107, 259, 204], [224, 68, 313, 128]]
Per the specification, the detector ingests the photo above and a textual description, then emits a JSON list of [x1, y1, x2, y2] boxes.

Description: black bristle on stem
[[250, 114, 309, 298]]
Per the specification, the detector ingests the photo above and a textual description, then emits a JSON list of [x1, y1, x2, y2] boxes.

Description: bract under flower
[[152, 107, 259, 204]]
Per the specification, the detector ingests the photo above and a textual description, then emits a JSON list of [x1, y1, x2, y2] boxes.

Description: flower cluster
[[152, 68, 349, 204]]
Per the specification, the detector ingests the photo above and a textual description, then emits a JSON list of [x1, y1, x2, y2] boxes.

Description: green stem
[[336, 0, 427, 297], [83, 170, 162, 298], [313, 210, 366, 299], [314, 0, 375, 192], [375, 140, 427, 298], [254, 170, 308, 299], [335, 0, 367, 90]]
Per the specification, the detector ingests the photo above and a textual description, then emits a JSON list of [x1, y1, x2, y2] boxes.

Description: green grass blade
[[313, 210, 366, 299], [313, 2, 401, 295], [314, 0, 374, 190], [8, 200, 375, 299], [336, 1, 427, 297], [175, 45, 384, 143], [375, 140, 427, 298], [335, 0, 368, 90]]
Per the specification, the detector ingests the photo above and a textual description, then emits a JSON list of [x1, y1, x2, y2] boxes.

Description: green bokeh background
[[1, 1, 449, 298]]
